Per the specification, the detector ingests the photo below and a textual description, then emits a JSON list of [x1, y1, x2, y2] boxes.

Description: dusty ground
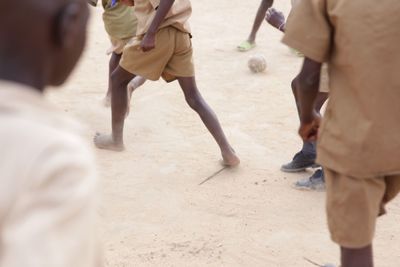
[[49, 1, 400, 266]]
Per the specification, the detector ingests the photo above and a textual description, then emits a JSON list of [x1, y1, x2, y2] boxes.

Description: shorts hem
[[331, 235, 373, 249], [119, 63, 160, 81]]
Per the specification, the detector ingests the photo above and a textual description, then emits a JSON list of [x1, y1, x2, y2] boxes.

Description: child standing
[[265, 7, 329, 190], [283, 0, 400, 266], [94, 0, 240, 167]]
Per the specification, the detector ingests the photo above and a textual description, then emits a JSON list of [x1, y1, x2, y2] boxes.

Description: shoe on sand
[[294, 169, 325, 191], [237, 40, 256, 52], [281, 151, 318, 173]]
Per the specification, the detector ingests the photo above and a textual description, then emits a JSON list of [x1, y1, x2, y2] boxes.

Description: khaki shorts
[[319, 64, 329, 93], [107, 36, 132, 55], [325, 168, 400, 248], [120, 26, 195, 82]]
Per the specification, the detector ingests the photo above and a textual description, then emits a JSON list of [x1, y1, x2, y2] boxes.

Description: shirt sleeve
[[0, 136, 101, 267], [282, 0, 332, 63]]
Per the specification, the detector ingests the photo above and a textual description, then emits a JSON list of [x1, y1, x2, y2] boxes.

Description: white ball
[[248, 54, 267, 73]]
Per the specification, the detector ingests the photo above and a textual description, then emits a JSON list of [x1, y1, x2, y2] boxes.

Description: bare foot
[[222, 148, 240, 167], [102, 94, 111, 107], [94, 133, 125, 152]]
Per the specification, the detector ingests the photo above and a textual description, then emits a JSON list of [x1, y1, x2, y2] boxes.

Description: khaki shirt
[[283, 0, 400, 177], [0, 81, 100, 267], [102, 0, 138, 39], [134, 0, 191, 36]]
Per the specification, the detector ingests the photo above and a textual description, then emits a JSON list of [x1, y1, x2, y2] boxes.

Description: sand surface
[[49, 1, 400, 266]]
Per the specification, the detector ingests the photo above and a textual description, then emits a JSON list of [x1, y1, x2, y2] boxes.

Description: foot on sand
[[222, 148, 240, 167], [94, 133, 125, 151]]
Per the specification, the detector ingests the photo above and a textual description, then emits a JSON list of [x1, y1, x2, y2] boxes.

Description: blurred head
[[0, 0, 89, 89]]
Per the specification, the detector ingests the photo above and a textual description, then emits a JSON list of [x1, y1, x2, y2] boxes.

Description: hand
[[299, 111, 322, 142], [140, 32, 156, 52], [265, 8, 286, 32], [119, 0, 134, 6]]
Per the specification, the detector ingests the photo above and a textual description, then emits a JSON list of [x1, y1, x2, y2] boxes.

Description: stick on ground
[[199, 166, 228, 186]]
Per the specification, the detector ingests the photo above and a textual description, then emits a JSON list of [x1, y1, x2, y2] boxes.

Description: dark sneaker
[[281, 151, 318, 173], [294, 169, 325, 191]]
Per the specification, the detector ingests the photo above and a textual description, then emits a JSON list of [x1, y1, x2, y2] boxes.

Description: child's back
[[102, 0, 137, 39]]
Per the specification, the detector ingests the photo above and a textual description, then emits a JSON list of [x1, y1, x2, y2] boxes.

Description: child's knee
[[110, 71, 120, 87], [185, 92, 202, 111], [111, 68, 132, 88], [185, 95, 199, 110]]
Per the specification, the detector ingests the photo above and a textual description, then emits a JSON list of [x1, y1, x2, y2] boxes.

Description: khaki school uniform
[[283, 0, 400, 248], [0, 81, 100, 266], [90, 0, 138, 54], [289, 0, 329, 93], [120, 0, 194, 82]]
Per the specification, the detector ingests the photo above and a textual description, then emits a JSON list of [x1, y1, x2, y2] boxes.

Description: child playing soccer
[[89, 0, 146, 106], [94, 0, 240, 167], [265, 7, 329, 190], [237, 0, 274, 52], [0, 0, 99, 266], [283, 0, 400, 266]]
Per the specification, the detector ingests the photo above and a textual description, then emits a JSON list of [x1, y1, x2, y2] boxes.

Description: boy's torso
[[317, 0, 400, 177], [134, 0, 192, 36]]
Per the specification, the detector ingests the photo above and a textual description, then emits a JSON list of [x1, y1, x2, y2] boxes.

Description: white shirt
[[0, 81, 100, 267]]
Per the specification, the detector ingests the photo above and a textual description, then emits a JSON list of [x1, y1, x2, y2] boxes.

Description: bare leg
[[103, 52, 122, 107], [341, 245, 373, 267], [178, 77, 240, 167], [126, 76, 147, 117], [247, 0, 274, 44], [292, 77, 328, 154], [94, 66, 135, 151]]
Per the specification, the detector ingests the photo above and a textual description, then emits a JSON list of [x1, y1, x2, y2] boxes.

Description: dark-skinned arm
[[296, 57, 322, 141], [141, 0, 175, 51]]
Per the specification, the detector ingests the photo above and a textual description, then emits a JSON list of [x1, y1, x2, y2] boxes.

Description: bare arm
[[141, 0, 175, 51], [296, 57, 322, 141]]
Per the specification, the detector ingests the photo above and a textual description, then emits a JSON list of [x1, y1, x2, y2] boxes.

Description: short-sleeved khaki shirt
[[102, 0, 138, 39], [0, 81, 100, 267], [134, 0, 191, 36], [283, 0, 400, 177]]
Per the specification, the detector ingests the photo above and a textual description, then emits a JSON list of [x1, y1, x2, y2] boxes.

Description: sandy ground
[[48, 1, 400, 266]]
